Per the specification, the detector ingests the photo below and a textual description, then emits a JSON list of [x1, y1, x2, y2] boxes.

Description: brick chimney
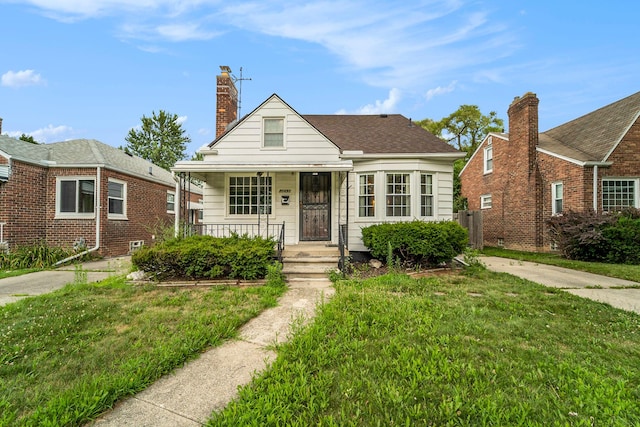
[[0, 117, 3, 135], [216, 66, 238, 138], [507, 92, 539, 173]]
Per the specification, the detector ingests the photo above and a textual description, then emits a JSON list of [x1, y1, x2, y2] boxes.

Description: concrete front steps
[[281, 243, 343, 281]]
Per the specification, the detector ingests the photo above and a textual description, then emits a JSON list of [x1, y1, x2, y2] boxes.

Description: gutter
[[54, 166, 102, 266]]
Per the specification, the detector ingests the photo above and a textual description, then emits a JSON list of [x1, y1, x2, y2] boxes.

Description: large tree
[[124, 110, 190, 170], [417, 105, 504, 212], [417, 105, 504, 158]]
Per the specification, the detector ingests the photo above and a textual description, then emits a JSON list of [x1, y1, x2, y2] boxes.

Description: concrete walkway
[[91, 278, 335, 426], [483, 256, 640, 314], [0, 256, 131, 306]]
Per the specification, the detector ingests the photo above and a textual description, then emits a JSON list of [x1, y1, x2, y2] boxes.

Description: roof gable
[[540, 91, 640, 162]]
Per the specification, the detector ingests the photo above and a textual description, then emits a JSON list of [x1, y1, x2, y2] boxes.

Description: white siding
[[210, 97, 341, 163]]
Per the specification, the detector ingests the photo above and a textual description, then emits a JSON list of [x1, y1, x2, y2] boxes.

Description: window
[[108, 179, 126, 218], [57, 177, 95, 217], [602, 179, 638, 211], [167, 191, 175, 213], [421, 173, 434, 216], [552, 182, 563, 215], [386, 173, 410, 216], [481, 194, 492, 209], [358, 174, 375, 217], [263, 118, 284, 148], [229, 175, 272, 215], [484, 145, 493, 173]]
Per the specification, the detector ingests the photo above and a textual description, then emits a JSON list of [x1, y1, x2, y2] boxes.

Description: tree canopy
[[416, 104, 504, 158], [124, 110, 190, 170], [18, 134, 38, 144]]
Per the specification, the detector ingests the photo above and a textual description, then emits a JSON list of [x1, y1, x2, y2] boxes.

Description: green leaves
[[124, 109, 191, 171]]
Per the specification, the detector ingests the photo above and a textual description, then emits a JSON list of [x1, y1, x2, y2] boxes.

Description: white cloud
[[425, 81, 458, 101], [6, 124, 74, 143], [1, 70, 45, 88], [197, 128, 211, 136], [337, 88, 401, 115], [177, 115, 188, 125]]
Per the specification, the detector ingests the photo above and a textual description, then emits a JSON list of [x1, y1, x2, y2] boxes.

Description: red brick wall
[[0, 159, 47, 248], [600, 118, 640, 210]]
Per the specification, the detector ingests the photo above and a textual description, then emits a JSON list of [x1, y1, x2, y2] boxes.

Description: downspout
[[593, 165, 599, 213], [174, 172, 180, 237], [55, 166, 102, 266]]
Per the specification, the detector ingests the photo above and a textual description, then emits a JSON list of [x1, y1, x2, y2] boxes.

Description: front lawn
[[482, 246, 640, 283], [210, 270, 640, 426], [0, 276, 286, 426]]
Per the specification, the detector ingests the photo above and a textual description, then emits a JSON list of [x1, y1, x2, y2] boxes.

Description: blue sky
[[1, 0, 639, 157]]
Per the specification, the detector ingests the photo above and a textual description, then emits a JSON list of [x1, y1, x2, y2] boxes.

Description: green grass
[[482, 246, 640, 283], [209, 271, 640, 426], [0, 269, 38, 280], [0, 276, 286, 426]]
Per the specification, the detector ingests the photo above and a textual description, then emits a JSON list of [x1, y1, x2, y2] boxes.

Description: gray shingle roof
[[0, 136, 176, 186], [303, 114, 460, 155], [539, 91, 640, 162]]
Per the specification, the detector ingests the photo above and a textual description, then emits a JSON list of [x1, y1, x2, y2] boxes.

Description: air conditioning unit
[[129, 240, 144, 253]]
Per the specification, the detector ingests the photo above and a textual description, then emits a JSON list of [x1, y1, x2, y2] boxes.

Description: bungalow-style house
[[0, 130, 202, 257], [172, 69, 464, 257], [459, 91, 640, 251]]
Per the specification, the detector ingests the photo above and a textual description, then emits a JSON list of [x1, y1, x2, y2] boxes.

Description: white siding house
[[172, 71, 464, 254]]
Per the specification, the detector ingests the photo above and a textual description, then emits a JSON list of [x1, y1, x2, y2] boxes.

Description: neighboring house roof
[[0, 136, 176, 187], [539, 91, 640, 162], [303, 114, 460, 155]]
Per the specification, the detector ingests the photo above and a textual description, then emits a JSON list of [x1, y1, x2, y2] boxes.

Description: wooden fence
[[455, 210, 483, 249]]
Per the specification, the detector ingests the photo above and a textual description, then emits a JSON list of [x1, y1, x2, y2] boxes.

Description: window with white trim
[[484, 145, 493, 174], [602, 179, 638, 211], [420, 173, 434, 216], [358, 174, 375, 217], [229, 175, 272, 215], [57, 177, 95, 217], [108, 179, 127, 218], [481, 194, 492, 209], [263, 118, 284, 148], [552, 182, 563, 215], [167, 191, 175, 213], [386, 173, 410, 216]]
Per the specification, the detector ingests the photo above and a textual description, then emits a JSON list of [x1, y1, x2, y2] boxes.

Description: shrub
[[131, 234, 276, 280], [0, 242, 74, 270], [547, 209, 640, 263], [361, 220, 468, 267]]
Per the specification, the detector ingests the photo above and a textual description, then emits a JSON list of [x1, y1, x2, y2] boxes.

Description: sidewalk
[[0, 256, 131, 306], [482, 256, 640, 314], [91, 278, 335, 426]]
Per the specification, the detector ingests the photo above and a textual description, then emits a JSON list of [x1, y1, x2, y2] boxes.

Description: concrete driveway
[[0, 256, 131, 306], [482, 256, 640, 314]]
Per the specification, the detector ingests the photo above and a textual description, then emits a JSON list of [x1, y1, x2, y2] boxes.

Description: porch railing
[[187, 222, 286, 261]]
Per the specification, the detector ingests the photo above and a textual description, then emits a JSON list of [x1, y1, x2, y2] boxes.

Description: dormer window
[[263, 118, 284, 148]]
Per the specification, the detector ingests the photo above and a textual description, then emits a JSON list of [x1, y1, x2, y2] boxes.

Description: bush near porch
[[361, 220, 468, 267], [132, 234, 276, 281]]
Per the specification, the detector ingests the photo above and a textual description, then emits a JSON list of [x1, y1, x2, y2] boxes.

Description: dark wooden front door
[[300, 172, 331, 241]]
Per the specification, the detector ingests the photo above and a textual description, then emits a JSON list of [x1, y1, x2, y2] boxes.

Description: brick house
[[172, 68, 464, 254], [459, 91, 640, 251], [0, 134, 202, 257]]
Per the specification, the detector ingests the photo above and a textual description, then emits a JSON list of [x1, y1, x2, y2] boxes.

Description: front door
[[300, 172, 331, 241]]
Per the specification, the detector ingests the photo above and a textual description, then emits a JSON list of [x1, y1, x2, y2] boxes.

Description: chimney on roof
[[216, 66, 238, 138], [507, 92, 539, 173], [0, 117, 3, 135]]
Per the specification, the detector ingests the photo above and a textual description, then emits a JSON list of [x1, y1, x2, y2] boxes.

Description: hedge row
[[361, 220, 468, 267], [132, 234, 276, 280], [547, 209, 640, 264]]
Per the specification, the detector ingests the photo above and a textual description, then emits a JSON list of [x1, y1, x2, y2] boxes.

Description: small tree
[[124, 110, 190, 170], [18, 134, 38, 144]]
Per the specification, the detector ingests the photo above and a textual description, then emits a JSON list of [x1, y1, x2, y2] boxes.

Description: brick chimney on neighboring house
[[216, 66, 238, 138], [0, 117, 3, 135], [507, 92, 539, 174]]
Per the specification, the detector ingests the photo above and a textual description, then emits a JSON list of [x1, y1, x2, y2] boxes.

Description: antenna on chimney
[[232, 67, 252, 118]]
